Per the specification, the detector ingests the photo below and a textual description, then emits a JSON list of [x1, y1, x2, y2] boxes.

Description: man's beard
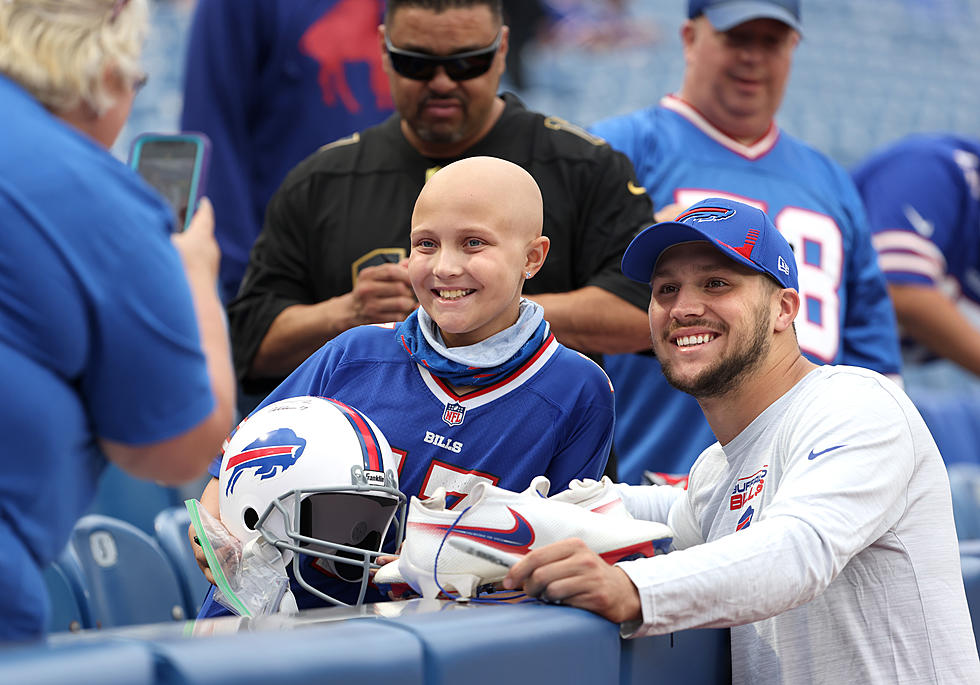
[[411, 95, 467, 144], [658, 303, 771, 399]]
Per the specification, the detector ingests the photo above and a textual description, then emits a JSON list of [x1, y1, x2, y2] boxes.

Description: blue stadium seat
[[86, 463, 183, 535], [948, 464, 980, 541], [148, 618, 423, 685], [0, 640, 155, 685], [69, 514, 186, 628], [912, 388, 980, 467], [621, 628, 731, 684], [154, 506, 212, 617], [42, 557, 88, 634], [373, 601, 620, 684]]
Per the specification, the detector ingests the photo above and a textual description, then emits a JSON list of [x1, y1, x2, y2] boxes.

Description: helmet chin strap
[[242, 535, 279, 562], [276, 589, 299, 614]]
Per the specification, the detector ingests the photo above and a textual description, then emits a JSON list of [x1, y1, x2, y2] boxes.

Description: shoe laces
[[430, 503, 538, 605]]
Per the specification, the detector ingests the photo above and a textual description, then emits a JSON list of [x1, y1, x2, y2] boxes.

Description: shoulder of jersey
[[317, 132, 362, 154], [330, 321, 399, 351], [546, 345, 615, 395], [537, 114, 607, 148]]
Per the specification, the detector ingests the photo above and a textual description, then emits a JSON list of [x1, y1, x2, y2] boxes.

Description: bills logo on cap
[[443, 401, 465, 426], [224, 428, 306, 496], [621, 197, 799, 291], [676, 206, 736, 223]]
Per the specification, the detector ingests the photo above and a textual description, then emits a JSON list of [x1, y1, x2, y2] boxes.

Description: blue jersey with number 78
[[590, 95, 901, 484]]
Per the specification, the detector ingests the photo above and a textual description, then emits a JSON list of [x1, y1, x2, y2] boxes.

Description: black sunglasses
[[384, 30, 502, 82]]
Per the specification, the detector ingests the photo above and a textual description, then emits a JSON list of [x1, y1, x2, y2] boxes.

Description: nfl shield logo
[[443, 402, 465, 426]]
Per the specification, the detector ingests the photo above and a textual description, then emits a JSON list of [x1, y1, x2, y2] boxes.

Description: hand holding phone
[[129, 132, 211, 232]]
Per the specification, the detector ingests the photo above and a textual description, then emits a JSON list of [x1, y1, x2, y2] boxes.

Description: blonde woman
[[0, 0, 233, 642]]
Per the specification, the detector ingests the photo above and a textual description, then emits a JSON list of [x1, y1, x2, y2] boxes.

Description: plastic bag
[[185, 499, 295, 617]]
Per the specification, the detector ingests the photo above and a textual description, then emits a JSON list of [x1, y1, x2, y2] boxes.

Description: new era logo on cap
[[778, 255, 791, 276], [621, 197, 799, 291]]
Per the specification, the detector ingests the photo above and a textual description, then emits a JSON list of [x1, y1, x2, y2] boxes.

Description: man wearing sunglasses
[[227, 0, 656, 437]]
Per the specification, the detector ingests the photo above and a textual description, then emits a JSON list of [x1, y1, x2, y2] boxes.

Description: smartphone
[[351, 247, 407, 286], [129, 132, 211, 232]]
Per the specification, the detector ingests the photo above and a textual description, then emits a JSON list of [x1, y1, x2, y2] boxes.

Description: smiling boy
[[193, 156, 615, 614]]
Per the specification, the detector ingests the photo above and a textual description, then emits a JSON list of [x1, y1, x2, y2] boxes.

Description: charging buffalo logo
[[677, 205, 762, 260], [299, 0, 393, 113], [224, 428, 306, 496], [676, 205, 736, 224], [730, 466, 767, 511], [736, 505, 754, 532]]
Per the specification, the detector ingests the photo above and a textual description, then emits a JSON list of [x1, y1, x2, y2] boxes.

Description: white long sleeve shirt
[[617, 365, 979, 684]]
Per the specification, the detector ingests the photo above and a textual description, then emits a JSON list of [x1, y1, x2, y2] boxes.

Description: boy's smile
[[407, 157, 549, 348]]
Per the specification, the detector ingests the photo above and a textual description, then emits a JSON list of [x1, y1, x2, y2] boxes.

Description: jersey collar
[[661, 95, 780, 161]]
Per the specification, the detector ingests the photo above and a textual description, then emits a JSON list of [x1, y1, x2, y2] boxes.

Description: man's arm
[[228, 169, 416, 388], [250, 262, 416, 378], [531, 128, 655, 354], [504, 382, 916, 636], [889, 283, 980, 376], [835, 179, 903, 375], [528, 286, 650, 355], [854, 137, 979, 376]]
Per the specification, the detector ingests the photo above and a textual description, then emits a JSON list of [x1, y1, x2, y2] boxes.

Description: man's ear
[[497, 24, 510, 65], [524, 236, 550, 278], [378, 24, 392, 74], [680, 19, 697, 58], [773, 288, 800, 332]]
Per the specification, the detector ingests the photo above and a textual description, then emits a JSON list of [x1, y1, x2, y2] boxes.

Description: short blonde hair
[[0, 0, 148, 116]]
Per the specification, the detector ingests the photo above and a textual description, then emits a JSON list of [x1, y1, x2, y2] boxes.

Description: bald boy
[[408, 157, 550, 352], [191, 156, 616, 614]]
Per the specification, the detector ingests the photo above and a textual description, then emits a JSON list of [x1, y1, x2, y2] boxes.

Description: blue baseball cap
[[621, 197, 798, 291], [688, 0, 802, 33]]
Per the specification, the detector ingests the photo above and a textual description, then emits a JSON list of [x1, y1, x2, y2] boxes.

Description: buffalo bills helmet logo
[[675, 206, 736, 224], [224, 428, 306, 496]]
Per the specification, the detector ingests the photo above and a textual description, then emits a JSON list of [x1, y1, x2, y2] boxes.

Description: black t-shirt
[[229, 92, 655, 394]]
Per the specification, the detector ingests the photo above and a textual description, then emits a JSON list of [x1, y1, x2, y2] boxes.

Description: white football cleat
[[550, 476, 630, 518], [374, 477, 550, 591], [394, 478, 673, 599]]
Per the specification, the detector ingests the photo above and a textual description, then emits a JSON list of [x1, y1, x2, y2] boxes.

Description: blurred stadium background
[[117, 0, 980, 172]]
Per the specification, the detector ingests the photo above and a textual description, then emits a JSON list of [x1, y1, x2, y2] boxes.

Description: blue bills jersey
[[199, 322, 613, 615], [852, 133, 980, 362], [590, 96, 902, 484]]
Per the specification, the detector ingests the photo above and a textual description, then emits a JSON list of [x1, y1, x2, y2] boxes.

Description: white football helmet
[[219, 396, 405, 606]]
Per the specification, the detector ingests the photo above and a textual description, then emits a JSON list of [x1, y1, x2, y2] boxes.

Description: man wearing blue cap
[[589, 0, 902, 487], [505, 199, 980, 683]]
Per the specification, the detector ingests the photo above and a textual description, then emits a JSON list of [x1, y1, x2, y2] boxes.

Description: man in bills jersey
[[504, 198, 980, 683], [588, 0, 901, 484], [191, 156, 615, 614], [852, 133, 980, 379]]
